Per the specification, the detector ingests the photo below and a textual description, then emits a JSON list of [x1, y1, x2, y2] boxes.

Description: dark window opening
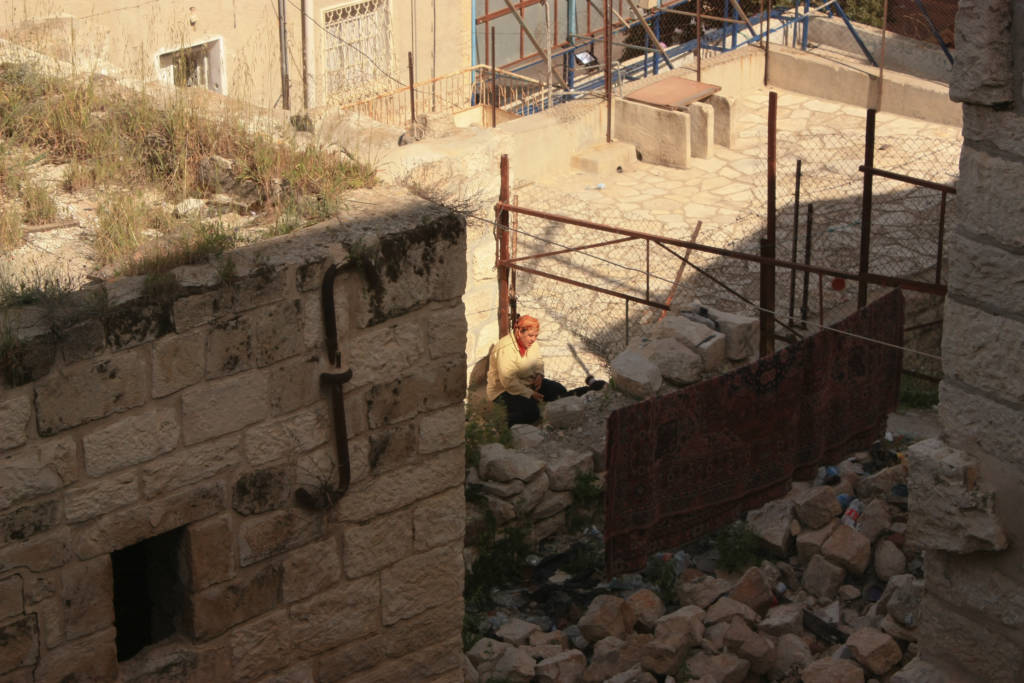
[[112, 526, 189, 661]]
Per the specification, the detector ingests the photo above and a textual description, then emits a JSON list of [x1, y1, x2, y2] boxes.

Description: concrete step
[[570, 141, 638, 176]]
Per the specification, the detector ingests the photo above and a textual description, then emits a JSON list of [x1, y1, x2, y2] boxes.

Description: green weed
[[568, 471, 603, 532], [464, 520, 530, 611], [715, 521, 763, 572], [94, 193, 171, 265], [465, 401, 512, 468], [21, 181, 57, 224]]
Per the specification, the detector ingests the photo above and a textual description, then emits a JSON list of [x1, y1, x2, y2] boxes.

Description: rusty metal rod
[[936, 191, 947, 284], [491, 27, 497, 127], [510, 262, 670, 309], [408, 52, 416, 126], [858, 109, 876, 308], [506, 236, 637, 263], [696, 5, 702, 81], [658, 7, 746, 25], [658, 220, 704, 321], [857, 165, 956, 194], [497, 155, 512, 336], [801, 202, 813, 325], [789, 158, 801, 324], [495, 200, 947, 294], [759, 238, 772, 356]]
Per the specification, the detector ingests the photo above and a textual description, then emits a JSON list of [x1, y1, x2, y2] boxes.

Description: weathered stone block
[[349, 318, 426, 382], [689, 101, 715, 159], [906, 438, 1007, 552], [380, 543, 463, 625], [0, 575, 22, 620], [919, 593, 1024, 682], [0, 528, 72, 573], [413, 486, 464, 551], [536, 650, 587, 683], [794, 485, 842, 530], [267, 356, 318, 416], [34, 626, 118, 682], [72, 482, 224, 559], [419, 404, 464, 454], [192, 564, 282, 640], [478, 444, 545, 483], [232, 466, 290, 515], [368, 421, 418, 473], [579, 595, 637, 642], [939, 380, 1024, 468], [64, 471, 138, 523], [205, 301, 304, 380], [746, 497, 795, 556], [635, 337, 703, 385], [1, 499, 59, 544], [118, 642, 231, 683], [847, 627, 902, 675], [59, 318, 106, 364], [29, 595, 62, 649], [0, 391, 31, 450], [82, 405, 179, 476], [821, 524, 871, 574], [34, 350, 147, 435], [944, 299, 1024, 401], [800, 657, 865, 683], [238, 509, 323, 567], [186, 515, 235, 590], [0, 444, 65, 512], [152, 328, 206, 397], [229, 609, 291, 681], [728, 566, 774, 614], [62, 556, 114, 640], [181, 370, 269, 445], [947, 232, 1024, 318], [963, 104, 1024, 159], [949, 0, 1014, 105], [955, 146, 1024, 250], [0, 614, 38, 673], [924, 550, 1024, 629], [427, 302, 470, 360], [609, 349, 662, 398], [289, 576, 380, 655], [335, 446, 463, 523], [281, 539, 342, 604], [708, 93, 738, 148], [343, 508, 413, 577], [141, 435, 240, 498], [245, 404, 329, 467]]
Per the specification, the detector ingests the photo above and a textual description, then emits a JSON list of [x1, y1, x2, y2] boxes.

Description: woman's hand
[[531, 374, 543, 390]]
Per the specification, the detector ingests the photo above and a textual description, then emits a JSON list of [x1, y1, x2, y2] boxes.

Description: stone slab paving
[[508, 86, 961, 389]]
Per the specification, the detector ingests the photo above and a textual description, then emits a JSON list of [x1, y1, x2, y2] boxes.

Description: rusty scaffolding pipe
[[497, 155, 512, 336], [858, 108, 876, 308]]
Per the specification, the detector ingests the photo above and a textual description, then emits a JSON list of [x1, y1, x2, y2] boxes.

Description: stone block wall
[[0, 187, 468, 682], [912, 1, 1024, 680]]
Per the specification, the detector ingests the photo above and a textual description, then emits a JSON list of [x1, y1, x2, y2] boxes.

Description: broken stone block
[[578, 595, 636, 642], [685, 651, 750, 683], [873, 539, 907, 582], [704, 597, 758, 626], [746, 498, 795, 556], [510, 424, 545, 449], [878, 574, 924, 628], [536, 448, 593, 492], [758, 602, 804, 637], [794, 486, 842, 530], [676, 575, 732, 609], [625, 589, 665, 632], [654, 605, 705, 646], [634, 337, 703, 385], [857, 498, 891, 544], [796, 519, 838, 565], [491, 645, 536, 682], [583, 634, 649, 682], [701, 306, 758, 362], [478, 444, 546, 483], [545, 396, 586, 429], [641, 630, 689, 675], [605, 663, 656, 683], [846, 627, 902, 676], [609, 349, 662, 398], [535, 649, 586, 683], [727, 566, 774, 615], [889, 656, 953, 683], [802, 554, 845, 599], [855, 464, 906, 500], [821, 524, 872, 574], [906, 439, 1007, 553], [800, 657, 865, 683], [770, 632, 812, 678], [496, 618, 541, 646]]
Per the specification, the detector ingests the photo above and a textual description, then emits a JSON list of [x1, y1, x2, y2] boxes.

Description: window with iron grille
[[323, 0, 396, 103]]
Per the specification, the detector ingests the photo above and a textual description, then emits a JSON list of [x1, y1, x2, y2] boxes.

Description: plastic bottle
[[842, 499, 862, 528]]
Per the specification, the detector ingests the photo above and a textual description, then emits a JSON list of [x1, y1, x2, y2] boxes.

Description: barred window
[[323, 0, 396, 103]]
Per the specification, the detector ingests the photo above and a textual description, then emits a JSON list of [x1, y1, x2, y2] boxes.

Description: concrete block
[[688, 101, 715, 159], [634, 337, 703, 385], [288, 577, 380, 655], [152, 328, 206, 397], [140, 436, 239, 499], [192, 564, 282, 640], [34, 349, 147, 435], [82, 405, 179, 476], [956, 145, 1024, 250], [343, 508, 413, 577], [949, 0, 1014, 105], [281, 539, 341, 604], [62, 556, 114, 640], [381, 543, 463, 625], [609, 349, 662, 398], [707, 94, 737, 148], [238, 509, 323, 567], [0, 390, 32, 450], [943, 299, 1024, 402], [181, 370, 269, 445], [569, 141, 638, 175], [64, 471, 138, 523], [613, 98, 689, 169]]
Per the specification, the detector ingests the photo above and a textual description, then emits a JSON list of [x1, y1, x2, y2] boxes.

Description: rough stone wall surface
[[0, 187, 467, 682], [918, 1, 1024, 680]]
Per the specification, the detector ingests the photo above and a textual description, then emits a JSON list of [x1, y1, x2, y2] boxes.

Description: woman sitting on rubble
[[486, 314, 604, 426]]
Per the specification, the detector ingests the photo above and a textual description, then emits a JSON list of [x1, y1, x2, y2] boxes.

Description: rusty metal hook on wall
[[295, 263, 353, 511]]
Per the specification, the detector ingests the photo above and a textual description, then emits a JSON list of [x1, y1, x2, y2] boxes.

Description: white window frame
[[156, 38, 225, 95], [322, 0, 396, 103]]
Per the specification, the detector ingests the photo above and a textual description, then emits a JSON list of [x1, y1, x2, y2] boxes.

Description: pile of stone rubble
[[463, 437, 948, 683]]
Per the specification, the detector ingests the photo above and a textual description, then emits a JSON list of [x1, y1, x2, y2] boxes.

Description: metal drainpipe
[[278, 0, 290, 110], [302, 0, 314, 110]]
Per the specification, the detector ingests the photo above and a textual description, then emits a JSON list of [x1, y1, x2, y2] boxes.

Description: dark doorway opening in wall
[[111, 526, 189, 661]]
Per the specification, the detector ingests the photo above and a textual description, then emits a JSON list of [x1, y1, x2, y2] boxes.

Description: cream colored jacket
[[485, 333, 544, 401]]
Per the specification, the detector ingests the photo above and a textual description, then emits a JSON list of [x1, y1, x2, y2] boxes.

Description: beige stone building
[[0, 0, 473, 111]]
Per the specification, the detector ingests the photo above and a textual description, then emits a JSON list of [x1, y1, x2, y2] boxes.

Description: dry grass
[[0, 207, 23, 251], [21, 181, 57, 224]]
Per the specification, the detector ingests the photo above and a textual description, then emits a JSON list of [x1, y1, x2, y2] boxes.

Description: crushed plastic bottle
[[842, 498, 863, 528]]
